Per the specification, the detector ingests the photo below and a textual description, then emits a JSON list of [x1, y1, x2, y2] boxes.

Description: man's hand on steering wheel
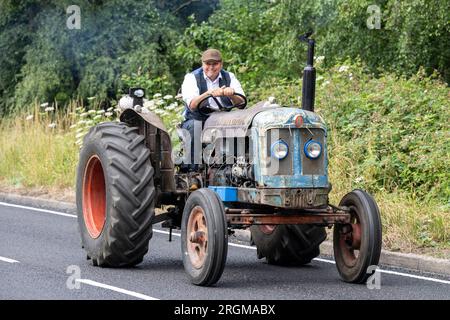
[[207, 86, 234, 97], [197, 90, 247, 117]]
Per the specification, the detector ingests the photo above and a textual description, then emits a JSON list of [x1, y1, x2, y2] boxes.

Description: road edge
[[1, 191, 449, 277]]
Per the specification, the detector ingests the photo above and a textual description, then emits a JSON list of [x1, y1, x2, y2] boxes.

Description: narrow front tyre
[[181, 189, 228, 286], [333, 189, 382, 283]]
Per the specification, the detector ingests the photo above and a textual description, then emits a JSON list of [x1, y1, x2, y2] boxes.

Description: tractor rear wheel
[[250, 224, 326, 266], [76, 122, 155, 267]]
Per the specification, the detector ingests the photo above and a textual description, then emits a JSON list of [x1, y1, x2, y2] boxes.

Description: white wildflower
[[323, 80, 331, 86], [80, 112, 89, 118], [338, 65, 349, 73], [315, 56, 325, 63], [45, 106, 55, 112], [48, 123, 56, 129], [40, 102, 49, 108], [105, 112, 113, 117], [87, 97, 96, 101], [167, 102, 178, 111], [175, 93, 183, 99], [144, 100, 156, 109], [88, 109, 96, 114], [107, 107, 114, 112], [69, 124, 77, 129], [354, 176, 364, 183], [26, 115, 34, 121], [76, 132, 85, 139], [153, 93, 162, 98], [156, 99, 165, 106], [96, 109, 105, 114], [93, 115, 102, 120]]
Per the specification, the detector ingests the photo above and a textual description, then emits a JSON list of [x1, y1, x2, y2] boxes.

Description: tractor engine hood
[[202, 101, 278, 143], [202, 101, 326, 143], [251, 107, 326, 133]]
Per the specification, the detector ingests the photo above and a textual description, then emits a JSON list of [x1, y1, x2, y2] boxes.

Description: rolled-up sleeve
[[229, 72, 245, 96], [181, 73, 199, 110]]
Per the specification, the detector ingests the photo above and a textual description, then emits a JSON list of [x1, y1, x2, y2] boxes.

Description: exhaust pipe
[[299, 31, 316, 112]]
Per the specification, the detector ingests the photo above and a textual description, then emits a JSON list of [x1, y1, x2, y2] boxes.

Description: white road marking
[[379, 269, 450, 285], [76, 279, 159, 300], [228, 242, 257, 250], [0, 202, 76, 218], [314, 258, 336, 264], [0, 256, 19, 264], [153, 229, 180, 237], [2, 201, 450, 285]]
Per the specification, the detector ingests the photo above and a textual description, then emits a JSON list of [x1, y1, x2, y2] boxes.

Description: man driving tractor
[[181, 48, 246, 171]]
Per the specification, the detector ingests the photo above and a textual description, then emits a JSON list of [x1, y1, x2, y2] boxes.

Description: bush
[[176, 0, 450, 87]]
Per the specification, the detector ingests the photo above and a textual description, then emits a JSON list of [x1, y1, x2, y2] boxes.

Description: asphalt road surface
[[0, 201, 449, 300]]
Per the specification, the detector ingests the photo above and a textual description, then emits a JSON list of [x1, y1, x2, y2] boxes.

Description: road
[[0, 201, 449, 300]]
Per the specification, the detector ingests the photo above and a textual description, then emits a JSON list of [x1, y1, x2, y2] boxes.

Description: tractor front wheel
[[181, 189, 228, 286], [333, 189, 382, 283]]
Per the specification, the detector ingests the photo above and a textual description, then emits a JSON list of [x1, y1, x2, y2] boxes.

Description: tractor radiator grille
[[300, 128, 325, 175], [266, 128, 325, 176]]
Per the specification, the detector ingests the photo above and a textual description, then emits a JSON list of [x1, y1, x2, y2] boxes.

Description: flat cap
[[201, 49, 222, 62]]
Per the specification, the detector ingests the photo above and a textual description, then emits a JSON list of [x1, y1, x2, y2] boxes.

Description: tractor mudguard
[[120, 108, 176, 192]]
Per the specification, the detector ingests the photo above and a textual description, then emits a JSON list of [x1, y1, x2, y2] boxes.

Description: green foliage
[[0, 0, 185, 115], [177, 0, 450, 87], [319, 0, 450, 81], [141, 93, 185, 143], [120, 72, 174, 99], [72, 100, 119, 148]]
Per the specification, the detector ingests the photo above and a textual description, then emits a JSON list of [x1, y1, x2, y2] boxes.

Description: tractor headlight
[[271, 140, 289, 159], [130, 88, 145, 98], [134, 89, 144, 98], [304, 140, 322, 159]]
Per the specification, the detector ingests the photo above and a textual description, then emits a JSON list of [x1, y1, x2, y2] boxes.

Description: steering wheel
[[197, 93, 247, 117]]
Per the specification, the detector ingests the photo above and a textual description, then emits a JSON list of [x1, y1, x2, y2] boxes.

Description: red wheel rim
[[338, 206, 362, 267], [187, 206, 208, 269], [82, 155, 106, 239], [259, 224, 276, 235]]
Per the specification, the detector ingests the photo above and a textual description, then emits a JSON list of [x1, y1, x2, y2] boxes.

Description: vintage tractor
[[76, 33, 382, 286]]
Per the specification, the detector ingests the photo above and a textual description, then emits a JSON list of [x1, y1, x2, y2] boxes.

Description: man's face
[[202, 60, 223, 80]]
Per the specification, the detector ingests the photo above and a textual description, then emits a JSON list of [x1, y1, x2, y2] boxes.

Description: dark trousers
[[180, 119, 204, 171]]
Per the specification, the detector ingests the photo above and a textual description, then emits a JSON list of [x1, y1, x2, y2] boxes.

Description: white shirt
[[181, 70, 245, 111]]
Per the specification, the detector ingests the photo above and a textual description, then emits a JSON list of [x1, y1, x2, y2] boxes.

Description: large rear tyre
[[181, 189, 228, 286], [250, 224, 326, 266], [333, 189, 382, 283], [76, 122, 155, 267]]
